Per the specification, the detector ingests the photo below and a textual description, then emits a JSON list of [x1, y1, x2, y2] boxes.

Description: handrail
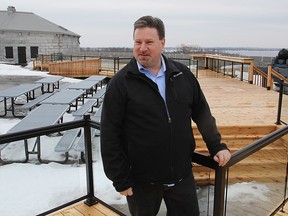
[[192, 124, 288, 216], [34, 54, 198, 78], [0, 119, 85, 145], [252, 65, 267, 78], [0, 116, 124, 216], [277, 82, 288, 125], [227, 124, 288, 167], [1, 118, 287, 215], [271, 67, 288, 83]]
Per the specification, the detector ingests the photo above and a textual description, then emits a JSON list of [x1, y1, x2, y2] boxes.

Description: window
[[30, 46, 38, 58], [5, 47, 13, 58]]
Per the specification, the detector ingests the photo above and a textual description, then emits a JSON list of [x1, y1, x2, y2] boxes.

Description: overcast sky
[[2, 0, 288, 48]]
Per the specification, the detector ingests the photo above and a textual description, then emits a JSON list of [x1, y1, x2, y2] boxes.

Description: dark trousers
[[126, 174, 200, 216]]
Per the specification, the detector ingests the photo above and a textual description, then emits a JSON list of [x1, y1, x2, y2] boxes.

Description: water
[[225, 50, 279, 57]]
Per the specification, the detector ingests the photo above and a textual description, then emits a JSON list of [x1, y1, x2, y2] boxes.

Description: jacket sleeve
[[190, 75, 229, 157], [100, 76, 132, 192]]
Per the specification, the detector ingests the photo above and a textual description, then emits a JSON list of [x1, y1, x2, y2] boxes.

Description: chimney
[[7, 6, 16, 14]]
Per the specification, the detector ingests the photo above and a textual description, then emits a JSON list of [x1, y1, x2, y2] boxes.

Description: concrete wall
[[0, 31, 80, 65]]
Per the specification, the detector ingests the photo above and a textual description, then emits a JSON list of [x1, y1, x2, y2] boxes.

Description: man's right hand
[[120, 187, 133, 196]]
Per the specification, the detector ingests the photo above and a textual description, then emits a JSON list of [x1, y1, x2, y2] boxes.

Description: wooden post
[[267, 65, 272, 90], [205, 57, 208, 69], [248, 62, 254, 84]]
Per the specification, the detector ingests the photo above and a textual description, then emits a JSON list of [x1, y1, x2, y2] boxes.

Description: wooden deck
[[197, 69, 280, 126], [50, 201, 123, 216], [48, 69, 286, 216]]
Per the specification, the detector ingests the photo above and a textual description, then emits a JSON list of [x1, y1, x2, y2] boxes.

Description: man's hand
[[120, 187, 133, 196], [213, 150, 231, 166]]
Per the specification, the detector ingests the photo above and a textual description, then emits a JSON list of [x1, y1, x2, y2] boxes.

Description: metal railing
[[34, 54, 198, 77], [277, 81, 288, 125], [1, 116, 287, 215], [0, 116, 125, 216], [193, 125, 288, 215]]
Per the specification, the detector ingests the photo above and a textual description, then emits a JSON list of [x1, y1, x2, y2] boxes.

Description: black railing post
[[241, 63, 244, 81], [276, 80, 284, 125], [205, 57, 209, 69], [83, 115, 98, 206], [196, 60, 199, 78], [231, 62, 234, 78], [213, 166, 227, 216]]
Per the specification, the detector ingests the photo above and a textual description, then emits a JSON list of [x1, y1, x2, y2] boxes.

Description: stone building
[[0, 6, 81, 65]]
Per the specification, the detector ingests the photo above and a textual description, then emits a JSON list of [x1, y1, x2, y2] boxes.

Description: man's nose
[[140, 43, 147, 51]]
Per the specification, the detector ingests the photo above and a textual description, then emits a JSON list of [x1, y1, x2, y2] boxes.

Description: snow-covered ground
[[0, 63, 126, 215], [0, 63, 282, 216]]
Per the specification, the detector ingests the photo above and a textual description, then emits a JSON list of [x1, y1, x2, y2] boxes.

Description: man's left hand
[[213, 150, 231, 166]]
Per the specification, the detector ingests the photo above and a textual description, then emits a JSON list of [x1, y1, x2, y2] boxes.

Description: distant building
[[0, 6, 81, 65]]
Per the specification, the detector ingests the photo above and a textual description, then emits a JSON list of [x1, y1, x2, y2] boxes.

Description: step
[[192, 125, 278, 136], [193, 147, 287, 185], [195, 136, 287, 154]]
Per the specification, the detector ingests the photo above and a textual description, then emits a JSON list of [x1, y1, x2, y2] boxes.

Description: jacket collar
[[127, 55, 182, 79]]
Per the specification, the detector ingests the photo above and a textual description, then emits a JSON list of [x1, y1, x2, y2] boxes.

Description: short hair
[[133, 15, 165, 40]]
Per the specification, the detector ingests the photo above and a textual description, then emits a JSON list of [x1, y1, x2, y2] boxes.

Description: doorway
[[17, 46, 27, 65]]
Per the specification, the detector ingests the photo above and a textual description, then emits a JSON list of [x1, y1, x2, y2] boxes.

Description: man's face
[[133, 27, 165, 70]]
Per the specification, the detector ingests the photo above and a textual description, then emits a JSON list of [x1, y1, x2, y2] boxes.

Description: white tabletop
[[67, 80, 100, 90], [8, 104, 69, 133], [0, 83, 42, 98], [35, 76, 63, 84], [85, 75, 107, 81], [41, 89, 85, 104]]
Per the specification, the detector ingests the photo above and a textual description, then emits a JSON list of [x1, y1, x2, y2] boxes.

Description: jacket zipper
[[131, 72, 175, 181], [168, 76, 174, 181]]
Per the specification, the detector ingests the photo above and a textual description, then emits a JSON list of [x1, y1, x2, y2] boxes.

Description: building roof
[[0, 6, 80, 37]]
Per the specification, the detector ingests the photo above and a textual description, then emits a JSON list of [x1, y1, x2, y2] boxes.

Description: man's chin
[[137, 59, 149, 67]]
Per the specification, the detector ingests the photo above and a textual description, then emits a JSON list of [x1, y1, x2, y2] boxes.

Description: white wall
[[0, 31, 80, 64]]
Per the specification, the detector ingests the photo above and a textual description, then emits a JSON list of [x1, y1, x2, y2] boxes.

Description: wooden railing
[[48, 58, 101, 78], [250, 64, 288, 90], [192, 54, 288, 90], [249, 64, 268, 88], [268, 66, 288, 90]]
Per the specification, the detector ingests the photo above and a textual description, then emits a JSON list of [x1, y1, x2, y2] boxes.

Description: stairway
[[192, 125, 288, 185]]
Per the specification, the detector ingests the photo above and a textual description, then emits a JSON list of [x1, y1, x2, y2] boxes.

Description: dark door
[[17, 46, 27, 65]]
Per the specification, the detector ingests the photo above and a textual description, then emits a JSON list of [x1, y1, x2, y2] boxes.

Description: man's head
[[133, 15, 166, 73], [133, 15, 165, 40]]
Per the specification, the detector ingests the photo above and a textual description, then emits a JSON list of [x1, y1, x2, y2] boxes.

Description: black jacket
[[100, 56, 228, 192]]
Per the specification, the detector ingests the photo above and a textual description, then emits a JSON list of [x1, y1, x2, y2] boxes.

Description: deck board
[[49, 202, 122, 216], [197, 70, 279, 126]]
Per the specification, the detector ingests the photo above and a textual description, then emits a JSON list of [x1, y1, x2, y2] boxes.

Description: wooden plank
[[49, 202, 122, 216], [196, 70, 279, 126], [48, 58, 101, 78], [92, 203, 121, 216], [61, 208, 82, 216], [75, 203, 106, 216]]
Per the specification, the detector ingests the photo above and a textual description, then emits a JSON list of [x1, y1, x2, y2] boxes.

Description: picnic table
[[67, 80, 100, 97], [35, 76, 63, 93], [41, 89, 85, 111], [0, 83, 42, 117], [85, 75, 107, 88], [2, 104, 69, 163], [85, 75, 107, 81]]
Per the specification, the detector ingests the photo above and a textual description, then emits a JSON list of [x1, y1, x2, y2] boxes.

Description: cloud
[[1, 0, 288, 48]]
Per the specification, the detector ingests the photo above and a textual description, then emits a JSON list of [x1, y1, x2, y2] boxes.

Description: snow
[[0, 63, 125, 216], [0, 63, 275, 215]]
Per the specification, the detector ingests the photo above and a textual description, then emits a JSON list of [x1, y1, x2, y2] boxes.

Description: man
[[100, 15, 231, 216]]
